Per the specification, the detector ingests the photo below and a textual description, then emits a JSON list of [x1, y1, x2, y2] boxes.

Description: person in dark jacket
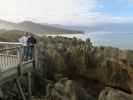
[[27, 33, 37, 59]]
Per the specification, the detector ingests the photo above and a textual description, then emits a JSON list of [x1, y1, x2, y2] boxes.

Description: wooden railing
[[0, 42, 32, 72]]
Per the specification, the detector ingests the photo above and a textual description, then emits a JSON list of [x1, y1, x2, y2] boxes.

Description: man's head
[[24, 32, 29, 37], [29, 32, 34, 37]]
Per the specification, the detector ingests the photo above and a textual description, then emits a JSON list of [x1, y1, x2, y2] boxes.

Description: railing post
[[17, 46, 23, 76], [33, 45, 36, 69], [15, 78, 26, 100], [27, 72, 32, 100]]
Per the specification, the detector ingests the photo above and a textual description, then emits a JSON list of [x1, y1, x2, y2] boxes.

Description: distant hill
[[51, 22, 133, 33], [0, 29, 24, 42], [50, 24, 85, 32], [0, 20, 83, 34]]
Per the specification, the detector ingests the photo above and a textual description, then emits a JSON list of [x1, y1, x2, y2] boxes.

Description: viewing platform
[[0, 42, 35, 100]]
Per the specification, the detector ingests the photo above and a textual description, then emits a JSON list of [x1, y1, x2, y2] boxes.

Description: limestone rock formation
[[89, 47, 133, 93], [45, 77, 96, 100], [98, 87, 133, 100], [37, 37, 133, 98]]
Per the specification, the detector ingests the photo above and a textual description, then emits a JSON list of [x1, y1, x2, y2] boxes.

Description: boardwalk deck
[[0, 42, 34, 100], [0, 44, 34, 82], [0, 50, 33, 84]]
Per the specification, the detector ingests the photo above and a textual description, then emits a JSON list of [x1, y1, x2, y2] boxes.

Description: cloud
[[94, 15, 133, 23], [0, 0, 99, 22], [128, 0, 133, 3], [0, 0, 133, 27], [71, 0, 98, 15], [54, 14, 133, 26]]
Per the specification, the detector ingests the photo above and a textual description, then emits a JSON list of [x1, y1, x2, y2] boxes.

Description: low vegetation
[[0, 29, 24, 42]]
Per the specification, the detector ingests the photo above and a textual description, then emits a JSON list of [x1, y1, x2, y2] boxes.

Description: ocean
[[87, 32, 133, 50]]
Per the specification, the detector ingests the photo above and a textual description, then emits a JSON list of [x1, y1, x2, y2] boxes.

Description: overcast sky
[[0, 0, 133, 25]]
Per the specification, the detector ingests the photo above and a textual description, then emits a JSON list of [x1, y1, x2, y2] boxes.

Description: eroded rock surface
[[45, 77, 96, 100], [98, 87, 133, 100], [36, 37, 133, 98]]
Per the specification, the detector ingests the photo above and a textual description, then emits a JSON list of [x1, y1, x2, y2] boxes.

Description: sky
[[0, 0, 133, 25]]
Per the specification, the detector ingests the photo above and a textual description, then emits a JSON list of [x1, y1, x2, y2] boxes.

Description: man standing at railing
[[18, 32, 29, 60], [27, 33, 37, 59]]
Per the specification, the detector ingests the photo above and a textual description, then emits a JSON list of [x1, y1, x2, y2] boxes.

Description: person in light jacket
[[18, 32, 29, 60]]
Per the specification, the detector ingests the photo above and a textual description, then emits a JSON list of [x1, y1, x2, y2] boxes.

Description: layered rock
[[89, 47, 133, 93], [98, 87, 133, 100], [36, 36, 133, 98], [45, 76, 96, 100]]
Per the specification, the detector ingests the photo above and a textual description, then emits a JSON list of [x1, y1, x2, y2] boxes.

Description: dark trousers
[[23, 46, 34, 60], [23, 46, 28, 60], [27, 46, 33, 59]]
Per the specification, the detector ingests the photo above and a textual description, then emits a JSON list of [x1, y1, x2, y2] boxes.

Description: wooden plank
[[0, 56, 19, 72], [0, 46, 22, 52], [0, 63, 33, 86], [0, 54, 18, 58], [28, 72, 32, 100], [15, 78, 26, 100], [0, 42, 23, 45], [0, 55, 33, 72]]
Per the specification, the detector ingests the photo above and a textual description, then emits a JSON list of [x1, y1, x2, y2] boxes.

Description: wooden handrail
[[0, 43, 23, 72], [0, 42, 35, 72], [0, 42, 23, 45], [0, 54, 18, 57], [0, 46, 22, 52]]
